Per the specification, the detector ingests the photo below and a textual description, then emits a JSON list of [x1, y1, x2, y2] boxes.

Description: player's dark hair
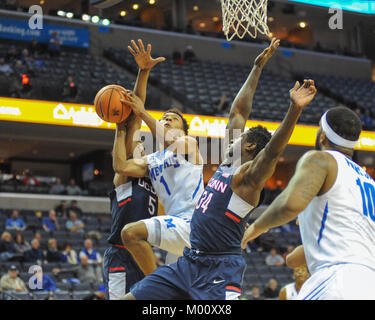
[[163, 108, 189, 135], [243, 125, 272, 157], [326, 107, 362, 143]]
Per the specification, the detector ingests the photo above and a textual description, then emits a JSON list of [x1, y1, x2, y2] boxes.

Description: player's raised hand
[[254, 37, 280, 68], [120, 90, 146, 118], [128, 39, 166, 71], [289, 79, 317, 110]]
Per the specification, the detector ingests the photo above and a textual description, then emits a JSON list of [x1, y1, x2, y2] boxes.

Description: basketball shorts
[[297, 263, 375, 300], [131, 247, 246, 300], [102, 246, 144, 300], [141, 215, 191, 258]]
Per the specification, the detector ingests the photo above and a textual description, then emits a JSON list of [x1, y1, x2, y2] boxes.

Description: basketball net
[[221, 0, 270, 41]]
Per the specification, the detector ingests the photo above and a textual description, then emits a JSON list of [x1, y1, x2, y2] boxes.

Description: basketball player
[[122, 39, 318, 300], [279, 264, 310, 300], [102, 42, 164, 299], [116, 39, 204, 276], [242, 106, 375, 300]]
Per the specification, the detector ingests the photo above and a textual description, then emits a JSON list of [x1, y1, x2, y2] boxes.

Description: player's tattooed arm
[[241, 80, 317, 189], [225, 38, 280, 143], [241, 151, 330, 248]]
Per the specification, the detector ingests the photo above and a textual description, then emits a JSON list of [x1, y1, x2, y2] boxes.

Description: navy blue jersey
[[107, 177, 158, 246], [190, 165, 255, 254]]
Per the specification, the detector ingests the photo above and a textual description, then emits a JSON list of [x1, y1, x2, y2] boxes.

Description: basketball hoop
[[220, 0, 270, 41]]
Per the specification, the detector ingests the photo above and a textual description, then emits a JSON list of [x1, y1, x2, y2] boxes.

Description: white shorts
[[141, 215, 191, 258], [297, 263, 375, 300]]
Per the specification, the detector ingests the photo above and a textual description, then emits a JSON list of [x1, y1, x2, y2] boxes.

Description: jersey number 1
[[160, 176, 171, 196]]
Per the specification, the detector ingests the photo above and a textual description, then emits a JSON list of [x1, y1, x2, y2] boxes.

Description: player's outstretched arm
[[238, 80, 317, 190], [128, 39, 165, 104], [241, 150, 330, 248], [225, 38, 280, 143], [112, 115, 148, 187]]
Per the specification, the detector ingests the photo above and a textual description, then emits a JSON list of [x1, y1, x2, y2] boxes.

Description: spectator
[[186, 20, 195, 34], [23, 170, 39, 186], [61, 242, 78, 265], [67, 200, 83, 216], [42, 210, 60, 232], [13, 232, 31, 255], [30, 268, 56, 292], [0, 56, 13, 75], [55, 200, 69, 218], [0, 265, 28, 293], [183, 45, 197, 62], [62, 76, 79, 102], [66, 178, 82, 196], [5, 45, 19, 63], [265, 248, 285, 266], [5, 210, 26, 231], [49, 177, 66, 195], [263, 278, 279, 299], [5, 172, 20, 185], [248, 285, 263, 300], [66, 211, 85, 234], [48, 31, 62, 57], [279, 265, 310, 300], [45, 238, 63, 263], [0, 231, 17, 261], [28, 38, 43, 57], [53, 254, 102, 284], [79, 238, 102, 265], [172, 48, 184, 65], [24, 238, 44, 264]]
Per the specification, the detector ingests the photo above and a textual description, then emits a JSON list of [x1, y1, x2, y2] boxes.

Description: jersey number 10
[[356, 178, 375, 222]]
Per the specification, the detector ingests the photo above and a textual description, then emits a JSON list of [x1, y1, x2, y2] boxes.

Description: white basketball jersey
[[284, 283, 298, 300], [298, 150, 375, 275], [146, 149, 204, 218]]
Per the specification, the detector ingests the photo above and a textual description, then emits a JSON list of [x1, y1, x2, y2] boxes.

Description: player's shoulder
[[298, 150, 335, 168]]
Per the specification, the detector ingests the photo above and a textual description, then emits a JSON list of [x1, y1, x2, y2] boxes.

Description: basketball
[[94, 84, 132, 123]]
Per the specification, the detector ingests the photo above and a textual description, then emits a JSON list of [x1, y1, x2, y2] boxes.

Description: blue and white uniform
[[103, 177, 158, 300], [131, 164, 255, 300], [297, 151, 375, 300], [141, 149, 204, 258]]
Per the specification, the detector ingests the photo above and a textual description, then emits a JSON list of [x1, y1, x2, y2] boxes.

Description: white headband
[[321, 112, 358, 149]]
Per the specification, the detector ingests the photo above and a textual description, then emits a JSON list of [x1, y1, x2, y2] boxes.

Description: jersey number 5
[[148, 196, 157, 216]]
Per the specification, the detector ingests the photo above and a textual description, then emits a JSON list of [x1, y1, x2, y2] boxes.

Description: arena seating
[[295, 71, 375, 114], [0, 41, 134, 105], [0, 206, 299, 300], [104, 47, 341, 125]]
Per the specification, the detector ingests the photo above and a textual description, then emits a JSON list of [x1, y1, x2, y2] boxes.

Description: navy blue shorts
[[103, 246, 144, 300], [130, 247, 246, 300]]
